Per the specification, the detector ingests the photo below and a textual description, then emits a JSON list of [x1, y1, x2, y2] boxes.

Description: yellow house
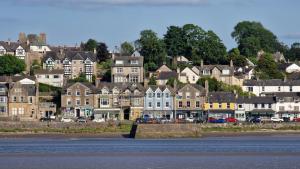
[[204, 92, 236, 120]]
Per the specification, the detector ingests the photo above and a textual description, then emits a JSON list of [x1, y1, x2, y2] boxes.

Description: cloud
[[282, 33, 300, 40]]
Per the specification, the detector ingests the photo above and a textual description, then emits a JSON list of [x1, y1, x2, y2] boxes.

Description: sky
[[0, 0, 299, 50]]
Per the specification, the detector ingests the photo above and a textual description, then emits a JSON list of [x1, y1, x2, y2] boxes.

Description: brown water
[[0, 135, 300, 169]]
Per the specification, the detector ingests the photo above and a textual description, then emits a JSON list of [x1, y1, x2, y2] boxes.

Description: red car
[[226, 117, 238, 123], [293, 118, 300, 122]]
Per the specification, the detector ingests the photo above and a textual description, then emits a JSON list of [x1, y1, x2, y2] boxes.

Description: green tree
[[197, 77, 221, 92], [166, 77, 182, 88], [120, 41, 134, 56], [0, 54, 26, 75], [232, 21, 284, 57], [287, 43, 300, 61], [164, 26, 185, 57], [83, 39, 97, 51], [148, 75, 157, 85], [256, 53, 284, 79], [69, 73, 89, 83], [30, 59, 42, 75], [96, 42, 109, 62], [136, 30, 167, 70], [227, 48, 247, 67]]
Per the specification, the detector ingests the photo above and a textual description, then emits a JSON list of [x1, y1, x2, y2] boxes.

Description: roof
[[43, 50, 96, 62], [97, 82, 145, 95], [0, 41, 28, 52], [177, 84, 205, 93], [208, 92, 236, 102], [243, 79, 300, 86], [0, 75, 36, 83], [198, 65, 234, 76], [34, 69, 64, 75], [63, 82, 98, 94], [112, 56, 143, 67], [157, 71, 177, 80], [237, 96, 276, 104], [147, 85, 175, 94]]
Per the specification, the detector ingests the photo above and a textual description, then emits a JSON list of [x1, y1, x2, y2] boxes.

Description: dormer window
[[131, 60, 138, 64], [117, 68, 123, 73], [222, 69, 230, 75], [115, 60, 123, 65], [203, 69, 210, 75]]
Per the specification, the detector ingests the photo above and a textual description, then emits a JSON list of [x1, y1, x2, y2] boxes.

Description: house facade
[[35, 69, 64, 87], [0, 84, 8, 117], [111, 53, 144, 83], [178, 67, 199, 84], [273, 93, 300, 120], [144, 85, 175, 119], [0, 41, 28, 60], [243, 79, 300, 96], [43, 50, 97, 82], [61, 82, 96, 118], [175, 84, 206, 120]]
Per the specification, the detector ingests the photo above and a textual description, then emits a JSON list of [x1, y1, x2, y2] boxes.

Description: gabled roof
[[0, 41, 28, 52], [112, 55, 143, 67], [208, 92, 236, 102], [157, 71, 177, 80], [63, 82, 97, 94], [147, 85, 175, 94], [43, 50, 96, 62], [198, 65, 234, 75], [237, 96, 276, 104], [34, 69, 64, 75], [177, 83, 206, 93]]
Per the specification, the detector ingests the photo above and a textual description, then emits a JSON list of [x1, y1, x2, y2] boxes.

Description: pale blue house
[[143, 85, 175, 119]]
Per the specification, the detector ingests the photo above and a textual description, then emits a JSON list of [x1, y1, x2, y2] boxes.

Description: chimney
[[284, 75, 287, 82], [26, 40, 30, 46], [59, 48, 63, 55], [200, 60, 204, 67], [177, 67, 180, 74], [205, 80, 209, 96], [93, 48, 97, 54], [95, 78, 100, 87], [7, 38, 11, 46], [230, 59, 233, 67]]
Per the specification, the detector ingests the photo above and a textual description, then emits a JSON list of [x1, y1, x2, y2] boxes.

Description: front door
[[76, 109, 80, 117], [124, 108, 130, 120]]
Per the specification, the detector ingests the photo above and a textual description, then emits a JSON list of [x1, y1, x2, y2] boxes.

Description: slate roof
[[62, 82, 98, 94], [157, 71, 178, 80], [236, 96, 276, 104], [198, 65, 234, 76], [43, 50, 96, 62], [0, 41, 28, 52], [177, 84, 206, 95], [243, 79, 300, 86], [207, 92, 236, 102], [0, 75, 36, 83], [147, 85, 175, 94], [34, 69, 64, 75], [112, 56, 143, 67]]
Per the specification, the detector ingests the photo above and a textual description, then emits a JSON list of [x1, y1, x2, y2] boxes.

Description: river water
[[0, 135, 300, 169]]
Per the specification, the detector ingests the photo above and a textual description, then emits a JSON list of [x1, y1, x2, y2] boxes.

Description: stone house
[[111, 52, 144, 83], [0, 41, 28, 60], [175, 84, 206, 120]]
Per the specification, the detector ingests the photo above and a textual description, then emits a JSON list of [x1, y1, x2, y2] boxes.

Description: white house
[[178, 67, 199, 84], [35, 69, 64, 87], [274, 93, 300, 120], [243, 79, 300, 96], [0, 41, 27, 60], [286, 63, 300, 73], [30, 43, 51, 54], [235, 96, 276, 121]]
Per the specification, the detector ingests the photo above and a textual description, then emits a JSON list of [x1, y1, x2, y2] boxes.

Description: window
[[46, 75, 50, 79], [54, 75, 59, 78], [18, 108, 24, 115], [29, 97, 32, 103], [290, 86, 293, 92], [156, 102, 161, 108], [20, 97, 24, 102], [85, 99, 89, 105], [254, 104, 258, 108], [76, 99, 80, 105], [100, 98, 109, 106], [131, 68, 138, 73], [261, 104, 265, 108], [203, 69, 210, 75], [166, 102, 169, 107], [186, 92, 190, 99], [115, 60, 124, 65], [0, 97, 6, 103], [13, 96, 17, 102], [187, 101, 190, 107], [157, 93, 161, 98], [134, 98, 140, 106], [192, 76, 195, 81], [222, 69, 230, 75], [129, 76, 138, 82], [0, 107, 6, 113], [117, 68, 123, 73], [67, 99, 71, 105], [131, 60, 138, 64], [209, 103, 213, 109], [179, 101, 183, 108], [12, 108, 17, 115], [295, 106, 299, 111], [165, 93, 169, 98], [268, 104, 272, 108], [278, 86, 281, 92], [76, 90, 80, 96], [196, 101, 200, 108], [67, 90, 72, 95], [195, 92, 200, 98], [85, 90, 89, 96], [148, 102, 152, 108], [248, 87, 253, 92], [262, 86, 265, 92], [227, 103, 230, 109], [219, 103, 222, 108], [73, 61, 76, 64], [238, 104, 243, 108], [148, 93, 152, 98]]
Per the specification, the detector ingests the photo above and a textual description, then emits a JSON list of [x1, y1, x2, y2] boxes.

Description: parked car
[[160, 118, 172, 124], [77, 117, 87, 123], [185, 117, 195, 123], [249, 117, 261, 123], [40, 117, 51, 122], [93, 118, 105, 123], [226, 117, 238, 123], [293, 118, 300, 122], [61, 117, 74, 123], [271, 117, 284, 122], [208, 117, 225, 123]]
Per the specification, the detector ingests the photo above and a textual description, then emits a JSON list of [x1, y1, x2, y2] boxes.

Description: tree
[[30, 59, 41, 75], [148, 75, 157, 85], [287, 43, 300, 61], [83, 39, 97, 51], [120, 41, 134, 56], [197, 77, 221, 92], [96, 42, 109, 62], [0, 54, 26, 75], [227, 48, 247, 67], [136, 30, 167, 70], [69, 73, 89, 83], [166, 77, 182, 88], [232, 21, 284, 57], [256, 53, 284, 79], [164, 26, 186, 57]]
